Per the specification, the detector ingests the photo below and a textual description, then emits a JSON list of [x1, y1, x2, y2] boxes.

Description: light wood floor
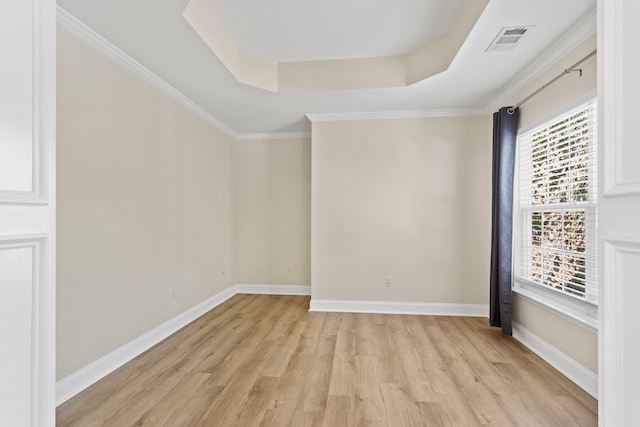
[[57, 294, 597, 426]]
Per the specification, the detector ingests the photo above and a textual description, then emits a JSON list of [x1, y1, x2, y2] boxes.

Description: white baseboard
[[57, 286, 492, 406], [235, 284, 311, 295], [512, 321, 598, 398], [309, 299, 489, 317], [55, 285, 236, 406], [56, 284, 311, 406]]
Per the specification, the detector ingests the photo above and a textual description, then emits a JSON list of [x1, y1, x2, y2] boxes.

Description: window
[[514, 100, 598, 323]]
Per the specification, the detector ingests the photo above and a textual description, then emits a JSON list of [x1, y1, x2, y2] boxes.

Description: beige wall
[[514, 37, 597, 130], [513, 298, 597, 372], [234, 138, 311, 285], [508, 36, 597, 373], [57, 28, 235, 379], [55, 17, 597, 381], [311, 116, 492, 303]]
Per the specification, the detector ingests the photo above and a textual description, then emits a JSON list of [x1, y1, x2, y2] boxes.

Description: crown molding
[[56, 8, 486, 129], [56, 6, 241, 139], [57, 7, 315, 140], [306, 107, 490, 123], [235, 131, 311, 141], [488, 9, 597, 109], [57, 6, 597, 135]]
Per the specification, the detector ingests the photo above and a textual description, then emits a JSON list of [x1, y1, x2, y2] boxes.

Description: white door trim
[[34, 1, 57, 424], [0, 0, 56, 425], [598, 0, 640, 424]]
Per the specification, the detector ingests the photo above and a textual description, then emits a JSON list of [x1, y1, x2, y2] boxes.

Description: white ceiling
[[206, 0, 463, 62], [57, 0, 596, 135]]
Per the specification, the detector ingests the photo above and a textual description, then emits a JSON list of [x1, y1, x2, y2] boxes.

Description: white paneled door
[[0, 0, 56, 426], [599, 0, 640, 425]]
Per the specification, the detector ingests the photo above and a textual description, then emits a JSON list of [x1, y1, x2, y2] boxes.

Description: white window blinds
[[514, 100, 598, 304]]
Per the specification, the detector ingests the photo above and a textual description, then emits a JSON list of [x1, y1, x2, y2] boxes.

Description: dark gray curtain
[[490, 106, 519, 336]]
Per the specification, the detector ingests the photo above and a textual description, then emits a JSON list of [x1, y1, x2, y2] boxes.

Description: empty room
[[2, 0, 639, 426]]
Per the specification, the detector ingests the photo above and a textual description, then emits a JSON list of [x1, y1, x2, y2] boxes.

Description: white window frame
[[513, 96, 598, 330]]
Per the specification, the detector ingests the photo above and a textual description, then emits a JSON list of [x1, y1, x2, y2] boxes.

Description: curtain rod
[[508, 49, 597, 113]]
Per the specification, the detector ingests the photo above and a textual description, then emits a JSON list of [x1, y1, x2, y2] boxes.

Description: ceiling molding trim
[[306, 107, 490, 123], [184, 0, 489, 92], [236, 132, 312, 141], [487, 9, 597, 109], [55, 6, 596, 139], [56, 6, 240, 140]]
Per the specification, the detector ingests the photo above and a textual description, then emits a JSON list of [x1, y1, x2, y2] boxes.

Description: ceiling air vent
[[486, 26, 533, 52]]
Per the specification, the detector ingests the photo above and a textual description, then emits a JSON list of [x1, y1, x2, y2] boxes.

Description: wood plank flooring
[[56, 294, 597, 426]]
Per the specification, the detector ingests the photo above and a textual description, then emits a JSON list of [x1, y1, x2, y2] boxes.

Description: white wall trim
[[0, 235, 52, 424], [306, 108, 490, 123], [512, 321, 598, 398], [59, 288, 597, 406], [306, 11, 597, 124], [55, 6, 244, 140], [56, 7, 312, 141], [235, 132, 311, 141], [55, 285, 236, 406], [513, 286, 598, 333], [489, 10, 597, 109], [55, 284, 312, 405], [309, 299, 489, 317], [57, 6, 597, 134], [235, 284, 311, 295], [600, 237, 640, 423]]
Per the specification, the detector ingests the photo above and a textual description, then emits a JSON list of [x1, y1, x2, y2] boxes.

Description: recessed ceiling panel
[[185, 0, 487, 92], [57, 0, 596, 133], [207, 0, 464, 62]]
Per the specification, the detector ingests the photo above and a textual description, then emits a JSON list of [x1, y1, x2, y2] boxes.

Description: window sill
[[513, 278, 598, 332]]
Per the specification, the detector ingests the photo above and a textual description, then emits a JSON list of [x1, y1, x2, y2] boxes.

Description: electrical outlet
[[385, 276, 392, 287], [287, 266, 293, 275]]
